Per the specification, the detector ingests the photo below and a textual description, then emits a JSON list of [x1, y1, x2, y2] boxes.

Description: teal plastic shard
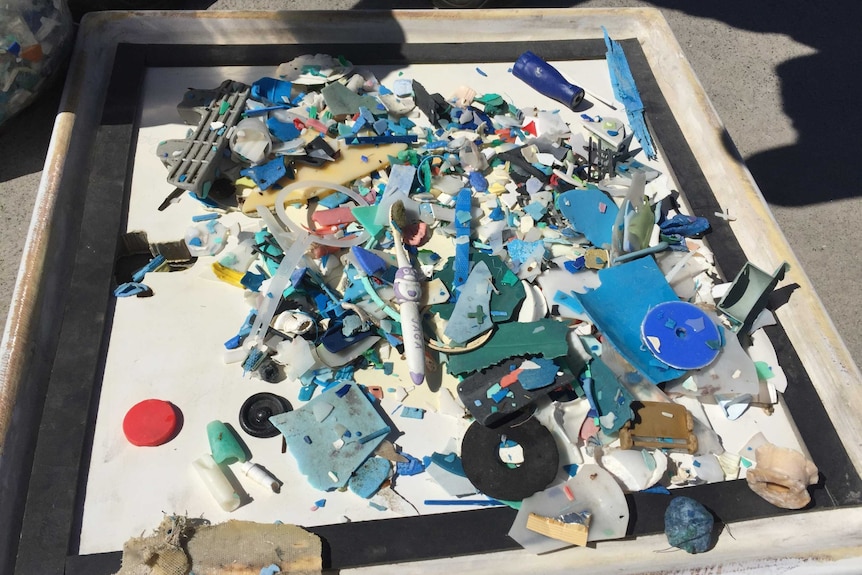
[[321, 81, 379, 116], [432, 253, 525, 323], [350, 204, 385, 240], [585, 355, 634, 433], [574, 257, 686, 384], [717, 262, 789, 333], [446, 318, 570, 376], [269, 383, 390, 491], [556, 186, 619, 249], [348, 457, 391, 498], [206, 420, 248, 464], [444, 260, 493, 345]]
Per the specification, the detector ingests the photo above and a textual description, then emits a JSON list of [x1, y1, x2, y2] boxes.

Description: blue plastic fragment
[[192, 213, 220, 222], [343, 135, 418, 145], [259, 564, 281, 575], [266, 117, 301, 142], [242, 348, 265, 375], [240, 157, 287, 191], [400, 406, 426, 419], [452, 188, 473, 298], [131, 254, 166, 283], [314, 499, 327, 508], [664, 496, 714, 553], [523, 202, 547, 220], [298, 383, 317, 401], [373, 118, 389, 135], [556, 186, 620, 248], [563, 464, 579, 477], [469, 171, 489, 193], [348, 457, 391, 498], [564, 257, 586, 273], [224, 310, 256, 349], [574, 257, 686, 384], [318, 191, 348, 208], [357, 426, 391, 444], [642, 485, 671, 495], [516, 357, 560, 390], [240, 269, 266, 292], [506, 238, 545, 265], [659, 214, 711, 238], [396, 453, 425, 476], [351, 246, 389, 276], [641, 301, 722, 370], [113, 282, 151, 298], [251, 77, 294, 105], [430, 452, 467, 477], [604, 28, 656, 159], [488, 207, 505, 221]]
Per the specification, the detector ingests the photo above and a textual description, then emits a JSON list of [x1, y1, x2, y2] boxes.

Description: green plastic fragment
[[207, 420, 248, 464], [754, 361, 775, 380], [475, 93, 504, 107], [351, 204, 385, 239], [218, 101, 230, 115], [432, 254, 525, 323], [446, 318, 571, 375], [321, 82, 379, 116], [308, 106, 318, 120], [420, 161, 432, 192]]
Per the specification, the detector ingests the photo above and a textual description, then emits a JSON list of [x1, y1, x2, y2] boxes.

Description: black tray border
[[12, 38, 860, 575]]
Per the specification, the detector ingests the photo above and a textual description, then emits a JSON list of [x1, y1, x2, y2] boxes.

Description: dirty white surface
[[80, 60, 807, 555]]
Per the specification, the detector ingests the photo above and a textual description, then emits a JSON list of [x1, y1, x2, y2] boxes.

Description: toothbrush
[[389, 200, 426, 385]]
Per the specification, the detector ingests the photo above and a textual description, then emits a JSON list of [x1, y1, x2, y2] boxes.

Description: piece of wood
[[525, 513, 589, 547]]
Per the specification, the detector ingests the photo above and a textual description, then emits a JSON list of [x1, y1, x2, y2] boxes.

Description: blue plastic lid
[[641, 301, 722, 370]]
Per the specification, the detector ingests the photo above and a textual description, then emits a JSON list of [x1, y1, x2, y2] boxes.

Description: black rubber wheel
[[239, 392, 292, 438]]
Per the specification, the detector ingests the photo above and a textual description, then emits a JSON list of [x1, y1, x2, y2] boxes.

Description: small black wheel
[[239, 392, 292, 438]]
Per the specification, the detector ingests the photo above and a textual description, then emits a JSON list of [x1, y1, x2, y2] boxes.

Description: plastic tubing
[[274, 180, 371, 247]]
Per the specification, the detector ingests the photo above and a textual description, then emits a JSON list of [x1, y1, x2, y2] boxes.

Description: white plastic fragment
[[191, 454, 241, 512], [508, 464, 629, 553], [240, 461, 280, 493], [600, 448, 667, 491]]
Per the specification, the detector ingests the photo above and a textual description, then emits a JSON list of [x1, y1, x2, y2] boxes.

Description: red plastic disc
[[123, 399, 179, 446]]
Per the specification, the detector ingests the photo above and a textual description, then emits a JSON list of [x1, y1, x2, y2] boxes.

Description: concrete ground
[[1, 0, 859, 374]]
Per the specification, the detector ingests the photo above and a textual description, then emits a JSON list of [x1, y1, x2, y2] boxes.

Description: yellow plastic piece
[[241, 142, 408, 213], [211, 262, 246, 288]]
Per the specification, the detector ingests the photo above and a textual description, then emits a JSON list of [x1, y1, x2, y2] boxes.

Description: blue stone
[[664, 496, 714, 553]]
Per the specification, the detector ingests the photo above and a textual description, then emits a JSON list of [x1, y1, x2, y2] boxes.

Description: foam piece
[[269, 383, 390, 490]]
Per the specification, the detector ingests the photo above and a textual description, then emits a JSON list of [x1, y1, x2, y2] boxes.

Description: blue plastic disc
[[641, 301, 722, 370]]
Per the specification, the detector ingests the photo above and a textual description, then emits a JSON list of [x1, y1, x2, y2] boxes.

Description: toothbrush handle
[[394, 267, 426, 385]]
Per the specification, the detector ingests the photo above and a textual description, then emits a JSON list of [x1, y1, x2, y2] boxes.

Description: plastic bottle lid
[[123, 399, 179, 446]]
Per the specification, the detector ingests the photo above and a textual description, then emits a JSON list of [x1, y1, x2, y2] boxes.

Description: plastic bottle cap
[[123, 399, 179, 446]]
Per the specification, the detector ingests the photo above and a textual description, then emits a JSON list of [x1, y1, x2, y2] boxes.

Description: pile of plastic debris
[[120, 46, 816, 554]]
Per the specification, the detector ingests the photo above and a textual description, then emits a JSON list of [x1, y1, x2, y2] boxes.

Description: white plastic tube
[[240, 461, 280, 493], [191, 454, 241, 512]]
